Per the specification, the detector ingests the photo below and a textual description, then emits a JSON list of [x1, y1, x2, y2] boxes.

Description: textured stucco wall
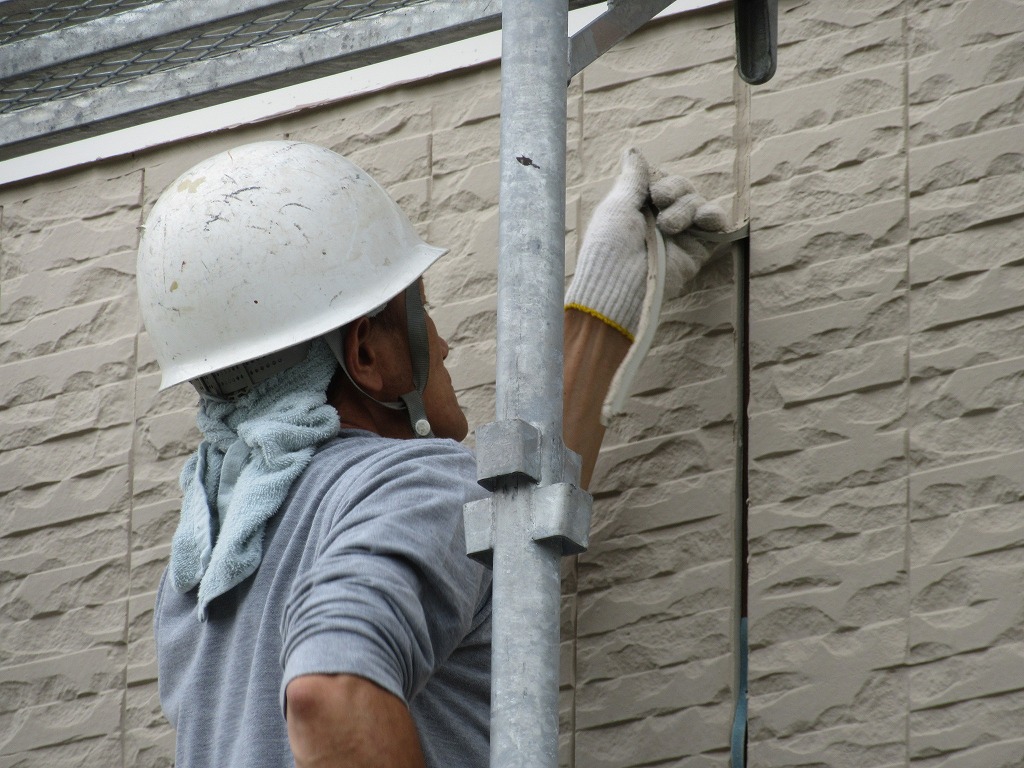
[[1, 1, 1021, 767], [746, 1, 1024, 767]]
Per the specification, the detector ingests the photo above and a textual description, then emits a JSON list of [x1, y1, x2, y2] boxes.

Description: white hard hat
[[137, 140, 446, 391]]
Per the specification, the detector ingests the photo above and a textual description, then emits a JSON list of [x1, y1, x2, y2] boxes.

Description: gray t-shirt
[[155, 430, 491, 767]]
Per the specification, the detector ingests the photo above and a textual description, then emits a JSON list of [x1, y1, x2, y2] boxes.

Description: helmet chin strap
[[397, 285, 434, 437], [325, 283, 434, 438]]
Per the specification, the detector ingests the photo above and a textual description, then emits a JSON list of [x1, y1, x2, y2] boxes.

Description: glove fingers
[[665, 235, 712, 297], [607, 147, 650, 210], [677, 233, 714, 270], [650, 174, 697, 209], [656, 193, 700, 235], [693, 201, 730, 232]]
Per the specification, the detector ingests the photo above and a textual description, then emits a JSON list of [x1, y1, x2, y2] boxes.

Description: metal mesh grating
[[0, 0, 609, 161], [0, 0, 432, 115], [0, 0, 154, 45]]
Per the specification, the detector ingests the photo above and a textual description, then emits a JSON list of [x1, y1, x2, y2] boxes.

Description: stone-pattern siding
[[0, 2, 1021, 766], [747, 2, 1024, 767]]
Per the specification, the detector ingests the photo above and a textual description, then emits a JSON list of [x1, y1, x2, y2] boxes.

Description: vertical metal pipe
[[731, 238, 751, 768], [490, 0, 569, 766]]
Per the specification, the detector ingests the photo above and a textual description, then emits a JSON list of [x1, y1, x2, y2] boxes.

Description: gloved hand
[[649, 170, 730, 295], [564, 147, 651, 340], [565, 148, 730, 341]]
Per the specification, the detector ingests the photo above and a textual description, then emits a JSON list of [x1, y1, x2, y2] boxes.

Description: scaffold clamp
[[474, 419, 542, 490]]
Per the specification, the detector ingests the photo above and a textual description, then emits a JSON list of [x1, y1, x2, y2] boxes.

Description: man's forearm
[[286, 674, 426, 768], [563, 308, 631, 489]]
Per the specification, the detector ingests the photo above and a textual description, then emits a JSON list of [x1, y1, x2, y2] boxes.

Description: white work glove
[[649, 170, 730, 292], [565, 148, 729, 340], [564, 147, 651, 340]]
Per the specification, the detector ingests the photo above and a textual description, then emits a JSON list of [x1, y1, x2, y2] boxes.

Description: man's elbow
[[285, 674, 333, 723], [285, 673, 427, 768]]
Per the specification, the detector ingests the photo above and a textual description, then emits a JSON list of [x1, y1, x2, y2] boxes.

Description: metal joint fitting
[[474, 419, 542, 490], [466, 433, 587, 566], [531, 482, 592, 556], [463, 475, 592, 567], [463, 497, 496, 568], [562, 447, 583, 487]]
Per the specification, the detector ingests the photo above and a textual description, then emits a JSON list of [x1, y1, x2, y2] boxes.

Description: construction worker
[[138, 140, 726, 767]]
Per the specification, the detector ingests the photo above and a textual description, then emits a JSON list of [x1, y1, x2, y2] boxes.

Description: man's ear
[[343, 317, 387, 396]]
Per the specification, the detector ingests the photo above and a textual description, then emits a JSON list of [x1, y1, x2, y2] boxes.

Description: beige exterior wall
[[747, 2, 1024, 766], [1, 1, 1021, 766]]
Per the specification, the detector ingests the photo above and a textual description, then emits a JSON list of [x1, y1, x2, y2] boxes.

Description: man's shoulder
[[314, 429, 475, 470], [302, 430, 480, 502], [287, 431, 487, 559]]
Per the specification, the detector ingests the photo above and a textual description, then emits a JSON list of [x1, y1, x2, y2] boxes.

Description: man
[[138, 140, 725, 767]]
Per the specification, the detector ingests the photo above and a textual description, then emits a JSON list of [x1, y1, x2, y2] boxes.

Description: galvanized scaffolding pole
[[490, 0, 571, 765], [463, 1, 586, 767]]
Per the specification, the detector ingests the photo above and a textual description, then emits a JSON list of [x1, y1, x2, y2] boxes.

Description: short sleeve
[[279, 441, 488, 710]]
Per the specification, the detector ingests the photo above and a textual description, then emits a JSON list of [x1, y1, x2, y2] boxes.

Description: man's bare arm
[[286, 674, 426, 768], [562, 308, 631, 490]]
